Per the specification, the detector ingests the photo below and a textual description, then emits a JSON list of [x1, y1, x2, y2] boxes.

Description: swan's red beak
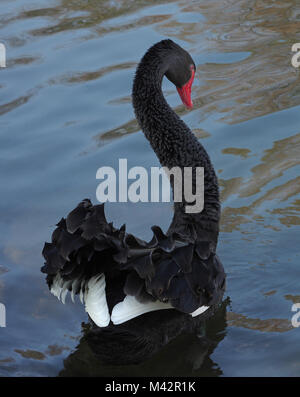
[[176, 68, 195, 109]]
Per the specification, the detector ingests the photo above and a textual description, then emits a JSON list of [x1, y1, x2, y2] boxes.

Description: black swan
[[58, 299, 229, 369], [41, 39, 226, 330]]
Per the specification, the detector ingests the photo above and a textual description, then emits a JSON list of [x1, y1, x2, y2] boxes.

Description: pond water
[[0, 0, 300, 377]]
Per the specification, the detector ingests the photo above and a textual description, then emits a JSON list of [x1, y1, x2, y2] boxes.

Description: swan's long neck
[[132, 49, 220, 247]]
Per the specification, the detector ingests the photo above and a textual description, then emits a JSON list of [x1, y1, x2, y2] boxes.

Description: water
[[0, 0, 300, 376]]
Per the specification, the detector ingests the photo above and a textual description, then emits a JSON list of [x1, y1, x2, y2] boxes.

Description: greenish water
[[0, 0, 300, 376]]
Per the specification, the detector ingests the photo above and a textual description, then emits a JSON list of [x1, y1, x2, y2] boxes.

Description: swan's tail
[[42, 199, 226, 327]]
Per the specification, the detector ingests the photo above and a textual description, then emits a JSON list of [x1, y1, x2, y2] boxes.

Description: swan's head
[[163, 40, 196, 109], [135, 39, 196, 109]]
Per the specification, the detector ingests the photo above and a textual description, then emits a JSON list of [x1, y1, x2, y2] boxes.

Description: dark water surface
[[0, 0, 300, 376]]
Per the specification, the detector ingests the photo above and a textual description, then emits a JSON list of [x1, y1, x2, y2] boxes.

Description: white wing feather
[[111, 295, 173, 325], [84, 275, 110, 327], [51, 272, 209, 327]]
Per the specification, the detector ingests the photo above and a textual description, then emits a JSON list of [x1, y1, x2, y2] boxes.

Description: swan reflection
[[59, 298, 229, 376]]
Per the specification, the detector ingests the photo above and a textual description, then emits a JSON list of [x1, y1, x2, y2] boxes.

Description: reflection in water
[[222, 147, 251, 159], [285, 294, 300, 304], [93, 118, 139, 147], [15, 349, 46, 361], [25, 0, 174, 37], [240, 132, 300, 198], [59, 300, 229, 376], [220, 131, 300, 232], [186, 0, 300, 123], [0, 92, 35, 116], [52, 62, 136, 85], [3, 0, 300, 140], [226, 312, 293, 333]]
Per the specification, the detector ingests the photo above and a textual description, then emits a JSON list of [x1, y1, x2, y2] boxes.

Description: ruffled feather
[[41, 199, 226, 325]]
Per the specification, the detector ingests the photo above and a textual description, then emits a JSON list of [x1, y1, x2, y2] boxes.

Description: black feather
[[41, 39, 225, 324]]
